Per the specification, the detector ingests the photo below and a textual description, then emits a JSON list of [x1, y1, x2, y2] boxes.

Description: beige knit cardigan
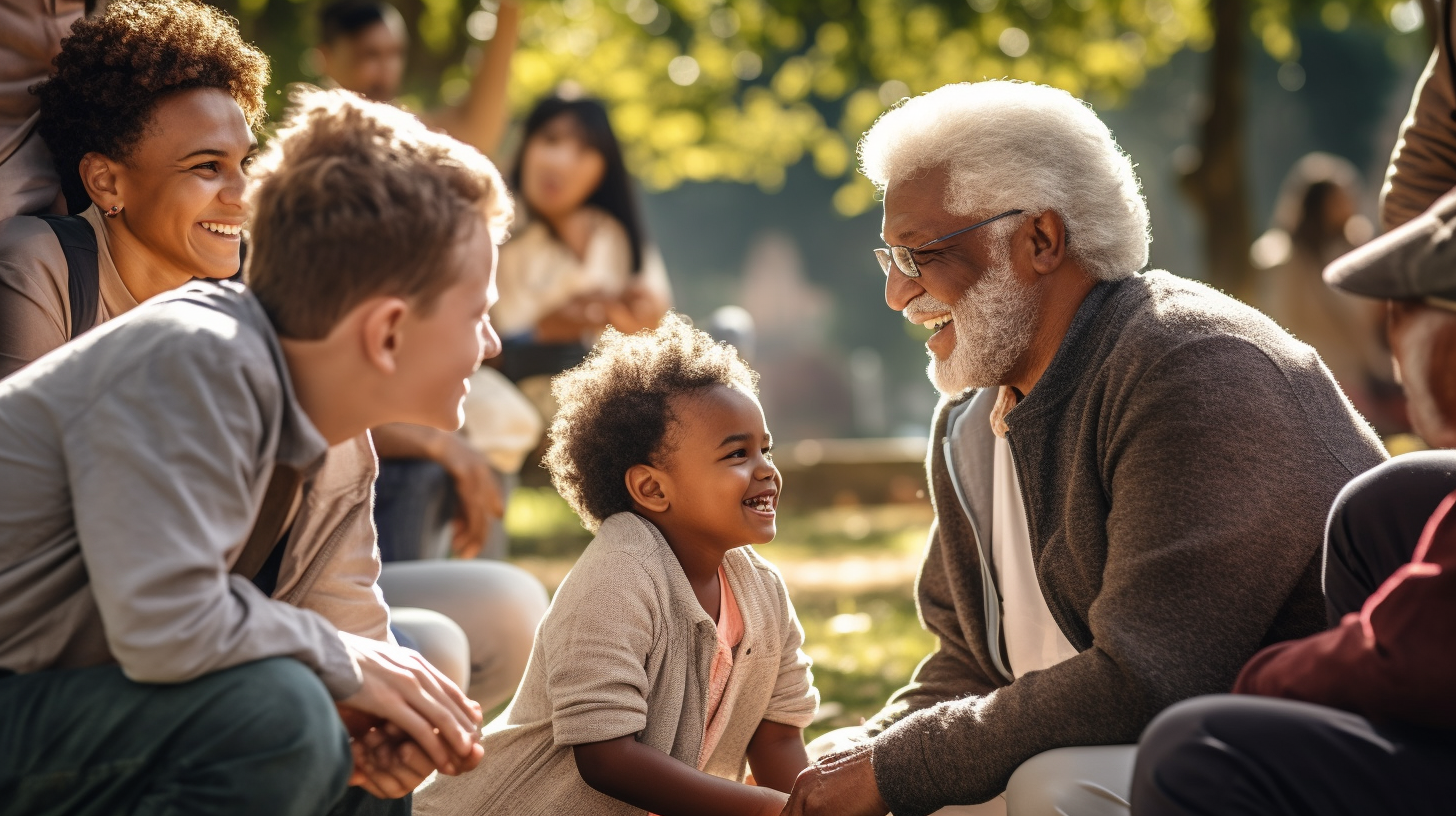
[[415, 512, 819, 816]]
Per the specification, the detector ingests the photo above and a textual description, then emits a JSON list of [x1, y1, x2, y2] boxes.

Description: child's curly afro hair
[[544, 313, 758, 532], [35, 0, 270, 212]]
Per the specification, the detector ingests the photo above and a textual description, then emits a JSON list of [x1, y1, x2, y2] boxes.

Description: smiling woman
[[0, 0, 268, 380]]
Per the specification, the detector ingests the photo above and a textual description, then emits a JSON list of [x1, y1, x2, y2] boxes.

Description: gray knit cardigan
[[866, 270, 1388, 816]]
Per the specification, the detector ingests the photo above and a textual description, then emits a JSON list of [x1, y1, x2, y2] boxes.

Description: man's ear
[[625, 463, 670, 514], [1028, 210, 1068, 276], [358, 296, 409, 376], [78, 153, 122, 211]]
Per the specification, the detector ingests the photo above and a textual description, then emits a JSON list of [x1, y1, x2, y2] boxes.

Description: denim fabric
[[374, 459, 456, 562], [374, 458, 514, 562]]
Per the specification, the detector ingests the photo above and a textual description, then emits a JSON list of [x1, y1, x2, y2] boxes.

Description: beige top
[[0, 204, 138, 379], [492, 212, 670, 338], [414, 512, 818, 816], [0, 0, 82, 217]]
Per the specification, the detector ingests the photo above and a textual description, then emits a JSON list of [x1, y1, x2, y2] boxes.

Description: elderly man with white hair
[[782, 80, 1388, 816]]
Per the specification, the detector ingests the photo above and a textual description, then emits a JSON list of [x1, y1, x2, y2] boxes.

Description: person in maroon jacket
[[1129, 188, 1456, 815]]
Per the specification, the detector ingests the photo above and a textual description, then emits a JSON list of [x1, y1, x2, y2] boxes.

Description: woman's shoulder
[[0, 214, 67, 264], [0, 214, 68, 298]]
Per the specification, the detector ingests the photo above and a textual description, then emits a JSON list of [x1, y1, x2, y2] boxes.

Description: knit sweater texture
[[866, 270, 1388, 815]]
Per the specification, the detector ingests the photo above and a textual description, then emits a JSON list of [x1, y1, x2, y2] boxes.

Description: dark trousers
[[0, 658, 409, 816], [1131, 452, 1456, 816], [1322, 450, 1456, 622], [374, 458, 457, 563]]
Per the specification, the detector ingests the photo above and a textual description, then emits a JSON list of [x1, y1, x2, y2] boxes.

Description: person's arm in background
[[1235, 491, 1456, 729], [423, 0, 520, 156], [371, 423, 503, 559], [603, 245, 671, 334], [1381, 3, 1456, 230]]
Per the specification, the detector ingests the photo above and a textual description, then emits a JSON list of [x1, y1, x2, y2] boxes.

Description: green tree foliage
[[222, 0, 1414, 225]]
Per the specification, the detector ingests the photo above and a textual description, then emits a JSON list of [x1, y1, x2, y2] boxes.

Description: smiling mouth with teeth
[[921, 316, 954, 333], [743, 495, 775, 513], [200, 222, 242, 236]]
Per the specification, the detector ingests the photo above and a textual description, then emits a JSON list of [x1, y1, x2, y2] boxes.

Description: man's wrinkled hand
[[781, 746, 889, 816], [338, 633, 484, 777]]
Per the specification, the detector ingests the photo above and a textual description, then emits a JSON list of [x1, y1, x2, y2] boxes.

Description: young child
[[416, 314, 818, 816]]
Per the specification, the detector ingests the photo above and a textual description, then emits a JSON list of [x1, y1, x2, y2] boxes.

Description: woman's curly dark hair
[[34, 0, 270, 212], [544, 313, 759, 532]]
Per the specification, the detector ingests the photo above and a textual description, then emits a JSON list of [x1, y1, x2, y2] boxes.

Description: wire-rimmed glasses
[[873, 209, 1024, 278]]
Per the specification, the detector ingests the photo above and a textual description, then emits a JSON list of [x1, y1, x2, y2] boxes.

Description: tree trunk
[[1183, 0, 1253, 299]]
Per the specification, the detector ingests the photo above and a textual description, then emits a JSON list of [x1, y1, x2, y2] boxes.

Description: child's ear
[[624, 463, 670, 514], [358, 296, 409, 376]]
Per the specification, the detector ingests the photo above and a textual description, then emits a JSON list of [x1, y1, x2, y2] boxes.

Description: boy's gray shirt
[[0, 281, 383, 697], [865, 270, 1389, 816]]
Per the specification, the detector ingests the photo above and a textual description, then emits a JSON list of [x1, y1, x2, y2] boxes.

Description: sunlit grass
[[504, 486, 936, 742]]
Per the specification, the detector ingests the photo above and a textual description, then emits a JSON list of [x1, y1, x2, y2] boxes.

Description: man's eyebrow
[[885, 228, 932, 246]]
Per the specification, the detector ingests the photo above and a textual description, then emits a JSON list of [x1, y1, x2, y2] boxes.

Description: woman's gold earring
[[105, 205, 122, 218]]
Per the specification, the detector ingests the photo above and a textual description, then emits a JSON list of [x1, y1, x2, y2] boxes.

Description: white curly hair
[[859, 80, 1150, 281]]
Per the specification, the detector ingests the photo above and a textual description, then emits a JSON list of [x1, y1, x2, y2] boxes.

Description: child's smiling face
[[650, 383, 782, 549]]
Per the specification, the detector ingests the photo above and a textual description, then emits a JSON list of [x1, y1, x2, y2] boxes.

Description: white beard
[[906, 258, 1039, 395]]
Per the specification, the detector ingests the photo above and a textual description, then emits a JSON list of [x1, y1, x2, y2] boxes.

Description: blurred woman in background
[[492, 95, 671, 412], [1252, 152, 1406, 435]]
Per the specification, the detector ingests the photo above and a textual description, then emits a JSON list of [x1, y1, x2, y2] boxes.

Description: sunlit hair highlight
[[245, 87, 513, 339], [859, 80, 1150, 281]]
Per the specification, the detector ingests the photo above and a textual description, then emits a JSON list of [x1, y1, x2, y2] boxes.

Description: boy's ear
[[358, 296, 409, 376], [624, 463, 670, 514]]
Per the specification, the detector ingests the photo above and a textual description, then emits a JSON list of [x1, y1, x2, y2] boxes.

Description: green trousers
[[0, 657, 409, 816]]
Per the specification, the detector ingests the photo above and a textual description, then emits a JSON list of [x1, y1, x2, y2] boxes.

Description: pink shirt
[[699, 564, 744, 768]]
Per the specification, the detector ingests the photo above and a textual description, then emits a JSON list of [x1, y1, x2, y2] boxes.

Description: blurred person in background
[[316, 0, 517, 155], [1131, 186, 1456, 816], [0, 0, 83, 219], [492, 94, 671, 416], [1252, 153, 1404, 434]]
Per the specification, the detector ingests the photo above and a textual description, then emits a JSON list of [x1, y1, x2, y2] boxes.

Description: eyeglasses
[[874, 210, 1024, 278]]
